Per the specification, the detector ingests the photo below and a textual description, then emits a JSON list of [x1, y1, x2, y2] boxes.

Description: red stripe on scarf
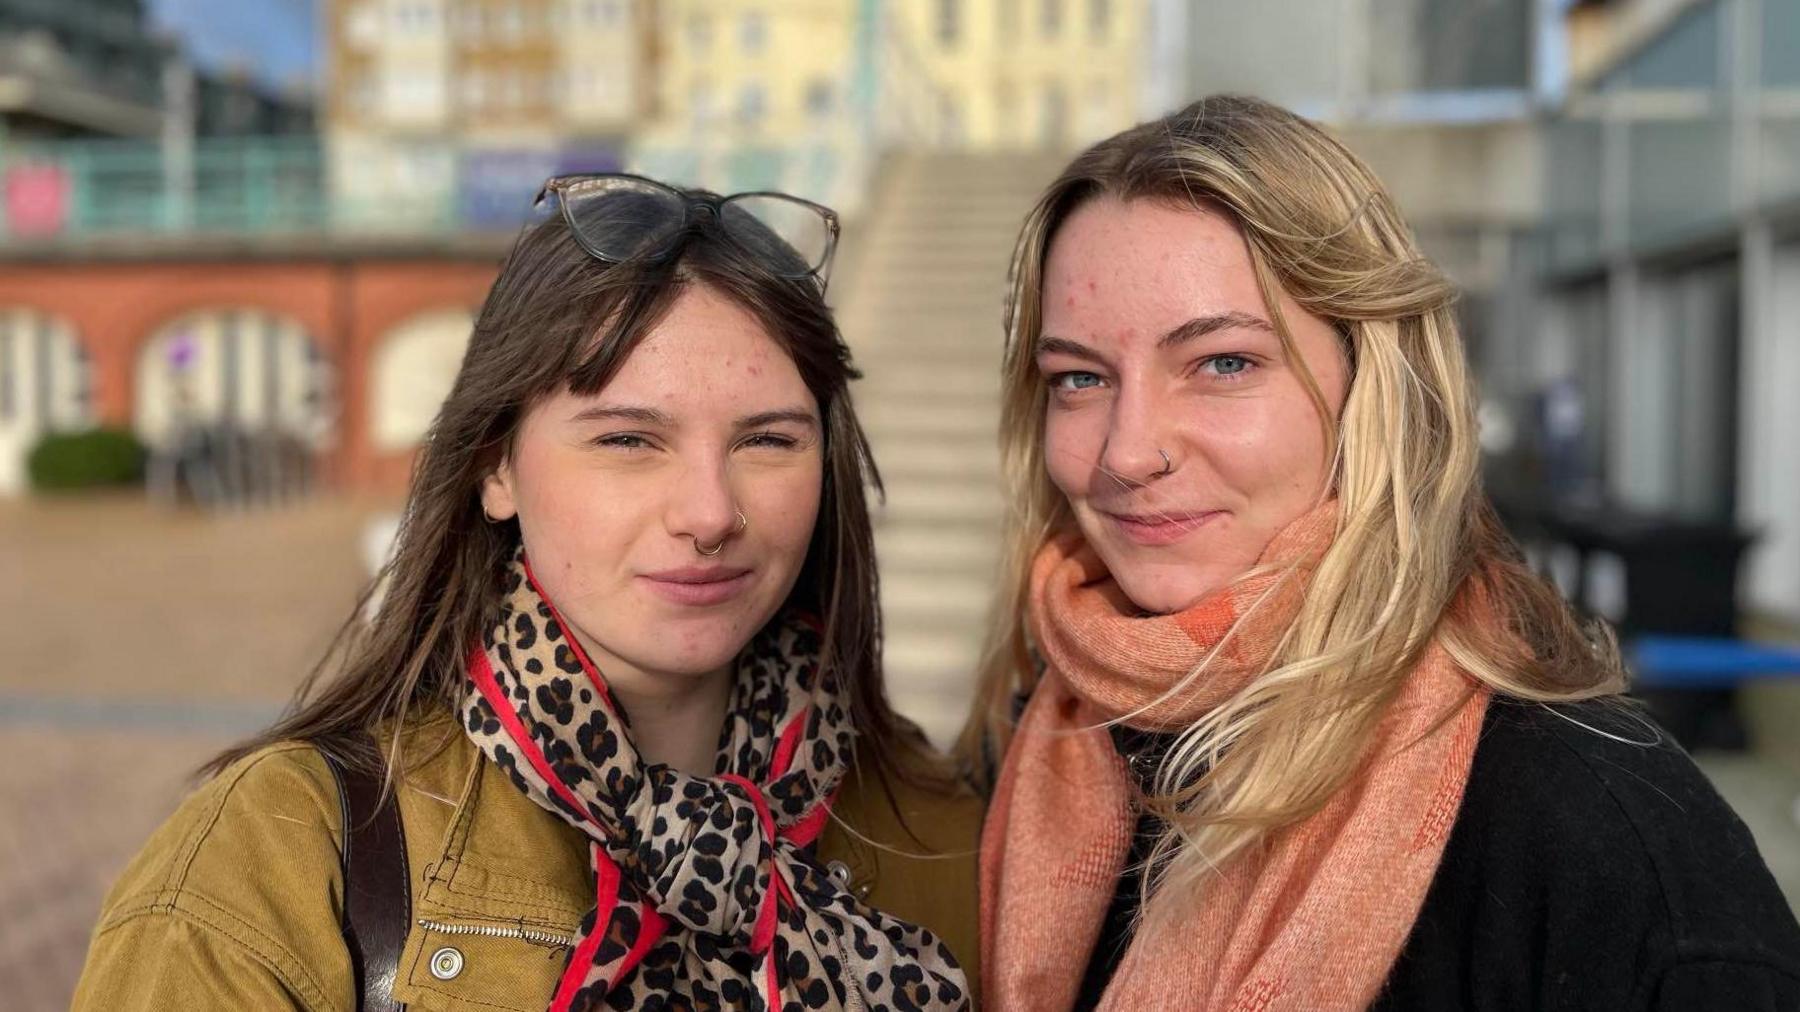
[[770, 707, 807, 779], [552, 847, 621, 1012], [467, 645, 595, 825], [522, 553, 613, 708]]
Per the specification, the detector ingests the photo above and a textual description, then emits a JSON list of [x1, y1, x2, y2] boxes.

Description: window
[[805, 78, 834, 118], [390, 2, 410, 32], [996, 79, 1017, 142], [461, 70, 489, 110], [1041, 0, 1060, 38], [691, 80, 717, 124], [937, 0, 958, 46], [688, 15, 712, 52], [997, 0, 1018, 38], [499, 3, 524, 39], [584, 0, 622, 27], [456, 4, 482, 39], [1041, 82, 1067, 147], [348, 5, 382, 45], [740, 11, 766, 53], [738, 82, 765, 124], [350, 70, 379, 115]]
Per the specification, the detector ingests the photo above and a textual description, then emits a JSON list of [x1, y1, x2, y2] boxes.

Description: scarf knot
[[462, 549, 968, 1011]]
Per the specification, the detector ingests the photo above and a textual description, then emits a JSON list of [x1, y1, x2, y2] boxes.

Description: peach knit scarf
[[979, 506, 1491, 1011]]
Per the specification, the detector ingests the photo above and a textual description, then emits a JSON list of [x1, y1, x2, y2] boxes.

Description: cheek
[[743, 460, 824, 554], [1042, 409, 1102, 498], [512, 460, 644, 579], [1194, 392, 1333, 498]]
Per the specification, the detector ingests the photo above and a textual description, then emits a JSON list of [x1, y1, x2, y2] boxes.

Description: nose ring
[[1154, 449, 1173, 478], [694, 509, 748, 556]]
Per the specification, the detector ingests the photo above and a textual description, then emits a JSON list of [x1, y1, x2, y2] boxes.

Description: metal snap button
[[825, 859, 853, 888], [429, 945, 465, 980]]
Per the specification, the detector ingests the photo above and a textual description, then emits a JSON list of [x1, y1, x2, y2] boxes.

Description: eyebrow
[[737, 409, 819, 430], [569, 404, 818, 430], [1158, 311, 1275, 349], [569, 405, 674, 426], [1036, 312, 1276, 362]]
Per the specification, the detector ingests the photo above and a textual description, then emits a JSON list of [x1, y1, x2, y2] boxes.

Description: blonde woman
[[967, 96, 1800, 1011]]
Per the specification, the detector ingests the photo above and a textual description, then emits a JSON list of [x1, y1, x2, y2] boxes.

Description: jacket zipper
[[417, 918, 576, 949]]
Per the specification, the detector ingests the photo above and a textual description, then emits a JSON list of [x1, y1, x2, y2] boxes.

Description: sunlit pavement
[[2, 494, 1796, 1011]]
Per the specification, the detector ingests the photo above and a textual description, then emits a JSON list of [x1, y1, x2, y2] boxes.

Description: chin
[[645, 603, 779, 669], [1109, 561, 1233, 616]]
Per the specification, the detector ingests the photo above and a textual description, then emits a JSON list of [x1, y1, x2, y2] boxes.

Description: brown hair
[[209, 190, 936, 797]]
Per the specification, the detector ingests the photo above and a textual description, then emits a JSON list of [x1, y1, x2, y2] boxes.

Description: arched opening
[[0, 308, 92, 494], [134, 308, 334, 450], [369, 307, 475, 452]]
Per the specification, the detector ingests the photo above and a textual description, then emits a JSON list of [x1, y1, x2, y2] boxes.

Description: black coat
[[1077, 700, 1800, 1010]]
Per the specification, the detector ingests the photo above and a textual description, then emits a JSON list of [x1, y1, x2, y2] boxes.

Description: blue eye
[[1052, 371, 1103, 391], [1204, 355, 1252, 377]]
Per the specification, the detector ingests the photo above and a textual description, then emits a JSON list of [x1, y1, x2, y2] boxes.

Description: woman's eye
[[594, 433, 652, 450], [741, 431, 798, 450], [1201, 355, 1253, 378], [1050, 371, 1104, 392]]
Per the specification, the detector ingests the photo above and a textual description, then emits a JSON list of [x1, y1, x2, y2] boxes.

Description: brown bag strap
[[322, 741, 411, 1012]]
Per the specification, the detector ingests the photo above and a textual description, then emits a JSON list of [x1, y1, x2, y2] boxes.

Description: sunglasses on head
[[534, 172, 841, 286]]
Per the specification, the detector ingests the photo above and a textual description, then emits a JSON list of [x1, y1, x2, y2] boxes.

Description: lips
[[638, 565, 754, 606], [1101, 509, 1224, 547]]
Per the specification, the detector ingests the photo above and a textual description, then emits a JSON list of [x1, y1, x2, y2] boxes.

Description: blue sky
[[147, 0, 317, 94]]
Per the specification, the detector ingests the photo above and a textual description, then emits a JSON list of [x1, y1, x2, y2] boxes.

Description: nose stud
[[1154, 449, 1173, 479], [694, 509, 748, 556]]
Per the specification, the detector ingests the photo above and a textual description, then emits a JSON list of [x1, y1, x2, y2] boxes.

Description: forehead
[[1040, 196, 1267, 343], [579, 284, 812, 411]]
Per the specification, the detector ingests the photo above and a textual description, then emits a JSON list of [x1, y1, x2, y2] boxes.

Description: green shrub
[[26, 427, 148, 491]]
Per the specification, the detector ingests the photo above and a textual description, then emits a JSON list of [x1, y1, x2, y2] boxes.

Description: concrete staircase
[[833, 152, 1064, 745]]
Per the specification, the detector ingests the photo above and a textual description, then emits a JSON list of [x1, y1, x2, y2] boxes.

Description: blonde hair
[[957, 95, 1624, 903]]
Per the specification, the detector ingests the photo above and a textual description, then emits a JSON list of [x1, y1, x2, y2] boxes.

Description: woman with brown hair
[[968, 96, 1800, 1010], [75, 176, 976, 1011]]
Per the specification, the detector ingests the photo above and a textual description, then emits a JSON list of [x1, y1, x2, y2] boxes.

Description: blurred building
[[0, 0, 312, 140], [1519, 0, 1800, 627], [1169, 0, 1555, 390], [883, 0, 1147, 150], [325, 0, 650, 229], [630, 0, 860, 204], [0, 0, 316, 494]]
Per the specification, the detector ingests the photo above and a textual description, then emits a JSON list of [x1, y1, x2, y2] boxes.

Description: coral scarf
[[979, 507, 1490, 1011], [460, 550, 969, 1011]]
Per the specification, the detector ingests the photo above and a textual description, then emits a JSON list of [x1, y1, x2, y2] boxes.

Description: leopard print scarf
[[458, 550, 969, 1011]]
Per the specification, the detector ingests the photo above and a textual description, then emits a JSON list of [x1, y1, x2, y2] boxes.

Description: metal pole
[[161, 53, 196, 232]]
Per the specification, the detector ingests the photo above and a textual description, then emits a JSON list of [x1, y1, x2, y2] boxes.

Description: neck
[[578, 634, 735, 776]]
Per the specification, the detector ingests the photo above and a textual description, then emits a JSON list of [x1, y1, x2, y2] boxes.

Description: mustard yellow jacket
[[72, 716, 982, 1011]]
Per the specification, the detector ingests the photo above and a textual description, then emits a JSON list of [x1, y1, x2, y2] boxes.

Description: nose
[[665, 453, 742, 552], [1096, 381, 1169, 487]]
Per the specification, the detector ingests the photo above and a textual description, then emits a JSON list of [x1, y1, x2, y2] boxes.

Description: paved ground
[[0, 492, 378, 1011], [3, 493, 1798, 1011]]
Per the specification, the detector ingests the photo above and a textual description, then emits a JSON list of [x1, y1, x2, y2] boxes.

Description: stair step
[[836, 151, 1049, 746], [864, 442, 1001, 484]]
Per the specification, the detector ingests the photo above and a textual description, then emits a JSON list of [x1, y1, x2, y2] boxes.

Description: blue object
[[1630, 636, 1800, 688]]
